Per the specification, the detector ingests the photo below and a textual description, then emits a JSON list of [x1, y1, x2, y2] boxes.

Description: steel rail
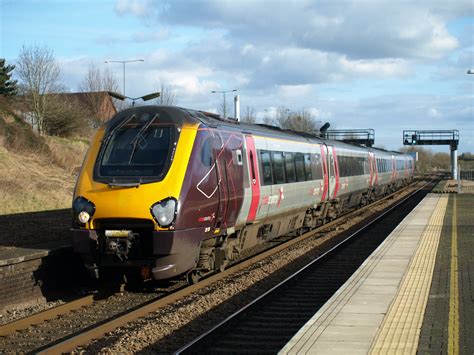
[[0, 295, 94, 336], [175, 179, 434, 354], [36, 181, 426, 354]]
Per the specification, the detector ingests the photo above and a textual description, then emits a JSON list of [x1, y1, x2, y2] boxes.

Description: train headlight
[[73, 196, 96, 225], [151, 198, 177, 228], [78, 211, 90, 224]]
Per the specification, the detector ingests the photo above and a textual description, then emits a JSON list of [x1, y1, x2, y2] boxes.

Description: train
[[72, 105, 414, 283]]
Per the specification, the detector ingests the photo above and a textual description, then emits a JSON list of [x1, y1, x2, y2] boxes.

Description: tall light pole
[[212, 89, 237, 118], [105, 59, 144, 97]]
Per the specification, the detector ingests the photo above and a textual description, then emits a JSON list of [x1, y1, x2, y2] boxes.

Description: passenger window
[[338, 156, 346, 177], [304, 154, 312, 180], [271, 152, 285, 184], [313, 153, 323, 180], [284, 153, 296, 183], [295, 153, 305, 182], [260, 151, 273, 186]]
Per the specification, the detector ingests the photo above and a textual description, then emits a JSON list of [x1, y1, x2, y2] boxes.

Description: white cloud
[[339, 57, 412, 78], [133, 0, 459, 60], [277, 85, 314, 98], [132, 29, 169, 43], [240, 44, 254, 56], [429, 107, 441, 118], [61, 2, 473, 151], [115, 0, 152, 17]]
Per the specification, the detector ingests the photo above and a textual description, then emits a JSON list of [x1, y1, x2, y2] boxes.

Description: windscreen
[[97, 123, 173, 179]]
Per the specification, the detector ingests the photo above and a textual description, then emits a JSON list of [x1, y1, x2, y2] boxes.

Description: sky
[[1, 0, 473, 153]]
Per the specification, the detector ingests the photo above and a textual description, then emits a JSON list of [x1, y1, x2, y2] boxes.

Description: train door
[[212, 133, 229, 230], [245, 135, 260, 223], [327, 145, 337, 199], [368, 152, 377, 187], [391, 155, 396, 183], [320, 145, 328, 200]]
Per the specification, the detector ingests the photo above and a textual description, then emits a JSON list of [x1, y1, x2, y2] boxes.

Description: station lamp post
[[211, 89, 237, 118], [105, 59, 144, 97]]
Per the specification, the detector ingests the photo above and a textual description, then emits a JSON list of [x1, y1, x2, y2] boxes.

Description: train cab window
[[200, 138, 213, 167], [284, 153, 296, 183], [260, 151, 273, 186], [295, 153, 305, 182], [271, 152, 286, 184], [98, 125, 172, 178], [304, 154, 312, 180]]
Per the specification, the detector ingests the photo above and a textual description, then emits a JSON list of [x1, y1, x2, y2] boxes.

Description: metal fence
[[460, 169, 474, 181]]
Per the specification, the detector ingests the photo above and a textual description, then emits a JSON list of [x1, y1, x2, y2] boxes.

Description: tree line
[[0, 44, 177, 137]]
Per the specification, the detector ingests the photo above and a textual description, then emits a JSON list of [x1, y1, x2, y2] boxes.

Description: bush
[[0, 99, 51, 154], [43, 94, 91, 137]]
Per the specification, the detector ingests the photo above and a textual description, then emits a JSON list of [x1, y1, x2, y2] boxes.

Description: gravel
[[0, 299, 66, 325]]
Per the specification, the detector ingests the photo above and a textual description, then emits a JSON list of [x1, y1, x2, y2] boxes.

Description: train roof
[[104, 105, 409, 157]]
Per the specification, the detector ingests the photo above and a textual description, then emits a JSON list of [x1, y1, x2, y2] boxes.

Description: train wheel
[[187, 270, 201, 284]]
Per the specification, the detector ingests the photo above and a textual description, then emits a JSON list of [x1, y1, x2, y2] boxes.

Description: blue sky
[[1, 0, 473, 153]]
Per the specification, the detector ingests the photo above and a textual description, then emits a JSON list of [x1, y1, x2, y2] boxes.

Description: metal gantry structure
[[403, 130, 460, 179], [324, 129, 375, 147]]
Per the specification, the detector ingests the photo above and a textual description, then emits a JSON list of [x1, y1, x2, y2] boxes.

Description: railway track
[[0, 289, 166, 353], [176, 180, 435, 354], [0, 180, 430, 353]]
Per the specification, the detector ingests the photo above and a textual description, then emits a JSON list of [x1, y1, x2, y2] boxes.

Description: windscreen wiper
[[103, 114, 136, 143], [128, 114, 159, 164]]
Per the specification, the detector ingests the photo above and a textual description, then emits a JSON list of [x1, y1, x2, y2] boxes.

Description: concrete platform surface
[[279, 193, 468, 355]]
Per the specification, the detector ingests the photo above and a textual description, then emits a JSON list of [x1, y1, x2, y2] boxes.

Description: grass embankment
[[0, 99, 89, 215]]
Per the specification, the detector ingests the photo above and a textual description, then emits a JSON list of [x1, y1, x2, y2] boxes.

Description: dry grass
[[0, 99, 91, 215], [45, 136, 89, 174], [0, 145, 86, 214]]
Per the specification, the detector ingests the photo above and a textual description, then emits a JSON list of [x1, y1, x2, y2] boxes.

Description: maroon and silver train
[[72, 106, 415, 282]]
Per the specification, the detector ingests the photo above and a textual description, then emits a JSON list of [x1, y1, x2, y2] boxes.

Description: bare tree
[[43, 95, 90, 137], [216, 96, 232, 118], [400, 146, 451, 173], [241, 106, 257, 124], [280, 108, 318, 132], [16, 44, 62, 134], [155, 82, 177, 106], [275, 106, 291, 128], [262, 114, 275, 126], [79, 63, 120, 127]]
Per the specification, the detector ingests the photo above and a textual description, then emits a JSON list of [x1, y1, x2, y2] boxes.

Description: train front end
[[72, 106, 201, 281]]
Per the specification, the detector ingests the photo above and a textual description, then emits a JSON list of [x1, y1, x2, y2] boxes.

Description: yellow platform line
[[448, 195, 459, 355], [370, 195, 449, 354]]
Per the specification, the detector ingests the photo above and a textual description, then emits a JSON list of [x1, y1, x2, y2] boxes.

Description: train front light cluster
[[73, 196, 96, 225], [151, 198, 177, 227]]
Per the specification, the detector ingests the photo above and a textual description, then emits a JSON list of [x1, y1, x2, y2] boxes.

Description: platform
[[0, 209, 74, 310], [280, 193, 473, 354]]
